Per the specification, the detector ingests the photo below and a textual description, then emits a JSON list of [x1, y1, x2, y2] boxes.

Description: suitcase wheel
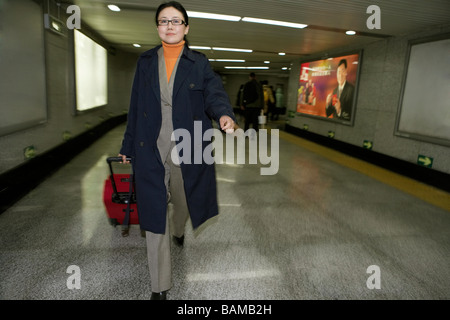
[[109, 218, 119, 227]]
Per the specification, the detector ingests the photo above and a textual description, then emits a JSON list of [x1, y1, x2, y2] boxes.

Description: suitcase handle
[[107, 156, 132, 164], [106, 156, 134, 200]]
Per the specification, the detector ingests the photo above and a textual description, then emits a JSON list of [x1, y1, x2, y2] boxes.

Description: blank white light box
[[74, 29, 107, 111]]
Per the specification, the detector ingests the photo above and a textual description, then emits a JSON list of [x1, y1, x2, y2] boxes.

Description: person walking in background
[[241, 72, 263, 131], [262, 81, 275, 120], [118, 1, 236, 300], [234, 84, 245, 125], [274, 84, 284, 120]]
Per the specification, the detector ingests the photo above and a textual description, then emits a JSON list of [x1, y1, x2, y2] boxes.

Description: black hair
[[338, 59, 347, 69], [155, 1, 190, 47]]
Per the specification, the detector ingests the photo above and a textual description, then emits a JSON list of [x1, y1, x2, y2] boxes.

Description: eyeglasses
[[158, 19, 186, 26]]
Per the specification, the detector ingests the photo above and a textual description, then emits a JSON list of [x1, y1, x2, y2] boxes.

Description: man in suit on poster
[[325, 59, 355, 121]]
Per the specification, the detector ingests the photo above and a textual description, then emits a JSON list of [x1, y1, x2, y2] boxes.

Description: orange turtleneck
[[162, 41, 185, 82]]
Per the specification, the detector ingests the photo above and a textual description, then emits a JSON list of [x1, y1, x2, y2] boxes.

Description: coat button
[[190, 83, 195, 89], [140, 142, 144, 147], [143, 112, 147, 117]]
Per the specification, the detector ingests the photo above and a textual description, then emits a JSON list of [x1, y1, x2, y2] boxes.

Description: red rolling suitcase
[[103, 157, 139, 236]]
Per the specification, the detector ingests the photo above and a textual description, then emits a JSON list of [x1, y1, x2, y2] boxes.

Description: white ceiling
[[64, 0, 450, 75]]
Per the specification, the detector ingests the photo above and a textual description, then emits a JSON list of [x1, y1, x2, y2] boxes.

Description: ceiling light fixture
[[215, 59, 246, 62], [51, 21, 61, 32], [187, 11, 241, 22], [190, 46, 212, 50], [224, 66, 269, 70], [346, 30, 356, 35], [44, 14, 66, 36], [264, 61, 270, 64], [107, 4, 121, 12], [133, 44, 141, 47], [242, 17, 307, 29], [213, 47, 253, 53], [247, 67, 269, 70], [278, 52, 286, 56]]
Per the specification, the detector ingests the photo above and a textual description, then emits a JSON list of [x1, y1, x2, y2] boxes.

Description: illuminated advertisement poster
[[296, 52, 361, 125]]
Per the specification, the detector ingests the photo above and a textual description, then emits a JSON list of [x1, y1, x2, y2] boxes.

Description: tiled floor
[[1, 124, 449, 300]]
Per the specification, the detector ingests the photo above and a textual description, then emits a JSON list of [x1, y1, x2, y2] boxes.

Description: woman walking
[[119, 1, 236, 299]]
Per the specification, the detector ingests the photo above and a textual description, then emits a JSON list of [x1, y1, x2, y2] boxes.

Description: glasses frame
[[157, 19, 187, 26]]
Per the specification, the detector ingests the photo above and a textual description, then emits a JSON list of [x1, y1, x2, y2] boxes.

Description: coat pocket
[[188, 86, 205, 118]]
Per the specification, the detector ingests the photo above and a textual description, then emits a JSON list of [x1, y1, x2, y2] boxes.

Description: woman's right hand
[[118, 153, 130, 164]]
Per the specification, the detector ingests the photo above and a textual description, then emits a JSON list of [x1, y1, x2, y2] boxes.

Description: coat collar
[[140, 44, 196, 100], [141, 44, 196, 62]]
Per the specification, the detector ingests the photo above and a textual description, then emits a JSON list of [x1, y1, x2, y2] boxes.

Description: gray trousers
[[145, 155, 189, 293]]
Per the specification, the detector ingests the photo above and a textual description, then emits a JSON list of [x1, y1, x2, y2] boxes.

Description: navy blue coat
[[120, 45, 235, 234]]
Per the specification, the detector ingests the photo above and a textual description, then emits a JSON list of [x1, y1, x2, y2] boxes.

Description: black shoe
[[173, 235, 184, 247], [151, 291, 167, 300], [121, 226, 129, 237]]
